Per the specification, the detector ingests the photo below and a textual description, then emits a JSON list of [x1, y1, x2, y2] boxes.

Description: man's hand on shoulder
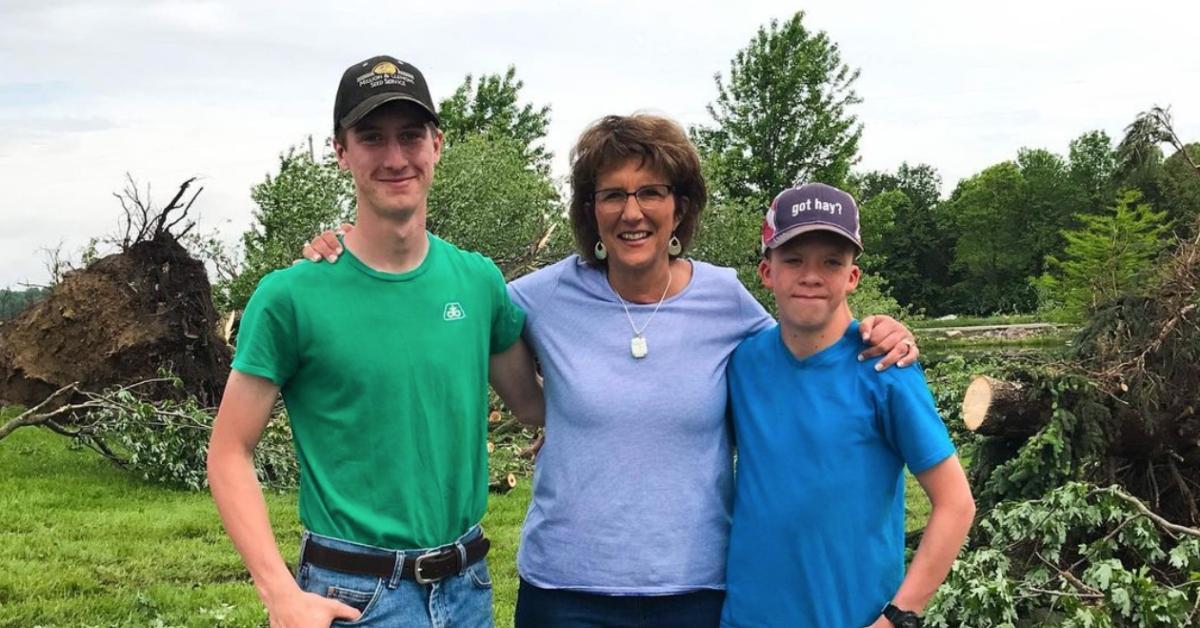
[[300, 223, 354, 264]]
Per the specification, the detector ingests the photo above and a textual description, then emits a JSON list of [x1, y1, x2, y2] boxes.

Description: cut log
[[488, 410, 502, 424], [962, 376, 1050, 438], [489, 473, 517, 494]]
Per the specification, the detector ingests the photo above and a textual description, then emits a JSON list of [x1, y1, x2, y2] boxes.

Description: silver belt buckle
[[412, 550, 442, 585]]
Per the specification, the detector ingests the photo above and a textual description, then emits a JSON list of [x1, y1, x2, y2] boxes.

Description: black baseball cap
[[333, 55, 439, 132], [762, 183, 863, 253]]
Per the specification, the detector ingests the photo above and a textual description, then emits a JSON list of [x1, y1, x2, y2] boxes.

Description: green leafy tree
[[941, 162, 1040, 314], [1017, 147, 1086, 269], [1114, 106, 1196, 215], [437, 66, 552, 173], [853, 163, 956, 314], [1068, 130, 1118, 211], [692, 11, 861, 210], [1159, 143, 1200, 237], [224, 139, 354, 310], [1034, 189, 1172, 318], [427, 134, 569, 279], [855, 188, 903, 272]]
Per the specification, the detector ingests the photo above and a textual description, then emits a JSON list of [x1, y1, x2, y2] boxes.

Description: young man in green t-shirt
[[206, 55, 543, 628]]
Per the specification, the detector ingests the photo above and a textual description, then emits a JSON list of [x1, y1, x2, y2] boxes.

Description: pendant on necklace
[[631, 335, 648, 359]]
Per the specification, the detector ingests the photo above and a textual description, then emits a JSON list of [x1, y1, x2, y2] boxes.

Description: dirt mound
[[0, 235, 230, 407]]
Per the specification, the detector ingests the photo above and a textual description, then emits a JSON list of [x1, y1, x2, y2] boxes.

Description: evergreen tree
[[1034, 189, 1172, 318]]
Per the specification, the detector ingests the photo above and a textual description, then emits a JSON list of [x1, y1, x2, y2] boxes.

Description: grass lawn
[[1, 412, 931, 627]]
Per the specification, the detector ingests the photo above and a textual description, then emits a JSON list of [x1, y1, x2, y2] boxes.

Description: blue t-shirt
[[509, 255, 773, 594], [721, 321, 955, 627]]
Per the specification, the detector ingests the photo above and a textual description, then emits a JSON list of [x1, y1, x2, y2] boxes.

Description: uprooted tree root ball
[[0, 179, 230, 408]]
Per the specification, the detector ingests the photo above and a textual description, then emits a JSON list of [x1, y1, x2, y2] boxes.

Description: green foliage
[[0, 285, 49, 320], [927, 482, 1200, 626], [941, 162, 1039, 313], [690, 200, 771, 306], [426, 134, 569, 279], [693, 11, 861, 209], [1019, 147, 1086, 269], [1159, 144, 1200, 237], [1034, 189, 1172, 319], [856, 188, 904, 272], [1068, 130, 1118, 212], [852, 164, 956, 315], [848, 273, 910, 322], [224, 140, 354, 310], [74, 385, 297, 491], [922, 353, 1009, 452], [438, 66, 553, 173]]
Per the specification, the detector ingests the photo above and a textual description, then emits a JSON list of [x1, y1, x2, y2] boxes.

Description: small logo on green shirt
[[443, 302, 466, 321]]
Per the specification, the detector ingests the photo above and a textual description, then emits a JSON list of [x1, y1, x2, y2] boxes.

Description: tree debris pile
[[965, 220, 1199, 525], [0, 179, 230, 407], [929, 220, 1200, 625]]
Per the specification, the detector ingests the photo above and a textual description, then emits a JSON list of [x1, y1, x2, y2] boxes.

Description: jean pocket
[[468, 560, 492, 589], [299, 563, 384, 624]]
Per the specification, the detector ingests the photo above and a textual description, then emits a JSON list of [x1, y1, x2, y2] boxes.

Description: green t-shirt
[[231, 233, 525, 549]]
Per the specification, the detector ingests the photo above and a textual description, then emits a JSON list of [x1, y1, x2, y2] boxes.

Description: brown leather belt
[[301, 534, 490, 584]]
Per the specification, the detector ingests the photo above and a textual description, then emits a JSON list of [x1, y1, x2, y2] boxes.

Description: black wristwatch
[[882, 603, 923, 628]]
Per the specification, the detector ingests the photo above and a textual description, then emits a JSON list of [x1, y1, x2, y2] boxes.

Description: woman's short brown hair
[[569, 114, 708, 266]]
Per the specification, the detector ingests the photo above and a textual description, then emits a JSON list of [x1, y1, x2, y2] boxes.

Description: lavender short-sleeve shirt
[[508, 255, 773, 593]]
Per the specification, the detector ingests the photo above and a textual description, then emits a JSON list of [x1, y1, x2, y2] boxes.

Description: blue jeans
[[514, 578, 725, 628], [296, 527, 493, 627]]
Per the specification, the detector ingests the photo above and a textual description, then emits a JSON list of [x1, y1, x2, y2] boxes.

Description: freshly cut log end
[[488, 473, 518, 494], [962, 375, 1048, 438], [963, 376, 998, 432], [488, 410, 502, 424]]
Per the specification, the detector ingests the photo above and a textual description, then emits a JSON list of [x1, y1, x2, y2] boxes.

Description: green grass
[[1, 413, 931, 627], [0, 424, 532, 628]]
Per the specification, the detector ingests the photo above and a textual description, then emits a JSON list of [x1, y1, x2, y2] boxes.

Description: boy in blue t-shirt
[[721, 183, 975, 628]]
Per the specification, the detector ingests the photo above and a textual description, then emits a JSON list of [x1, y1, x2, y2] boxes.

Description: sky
[[2, 0, 1198, 288]]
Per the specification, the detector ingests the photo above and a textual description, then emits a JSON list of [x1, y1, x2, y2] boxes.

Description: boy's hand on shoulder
[[300, 223, 354, 264], [858, 314, 918, 370]]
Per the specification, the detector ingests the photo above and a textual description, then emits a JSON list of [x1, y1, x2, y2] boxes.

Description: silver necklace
[[608, 269, 672, 359]]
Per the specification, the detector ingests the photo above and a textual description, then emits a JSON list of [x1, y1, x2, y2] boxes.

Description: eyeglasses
[[592, 184, 674, 214]]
